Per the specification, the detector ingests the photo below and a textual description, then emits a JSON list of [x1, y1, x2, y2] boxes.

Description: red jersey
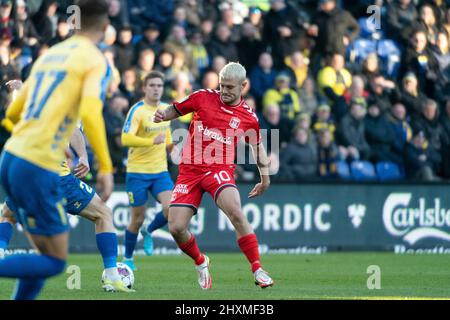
[[173, 89, 261, 171]]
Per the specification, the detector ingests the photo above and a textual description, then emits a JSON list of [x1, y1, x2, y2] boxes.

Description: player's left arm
[[80, 58, 114, 201], [69, 127, 90, 179], [3, 80, 28, 131], [248, 141, 271, 198]]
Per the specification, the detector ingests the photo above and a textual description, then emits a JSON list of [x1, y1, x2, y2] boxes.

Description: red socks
[[238, 233, 262, 273], [179, 234, 205, 266]]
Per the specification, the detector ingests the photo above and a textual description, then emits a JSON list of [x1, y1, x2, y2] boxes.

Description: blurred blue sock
[[124, 230, 138, 259], [146, 211, 167, 234]]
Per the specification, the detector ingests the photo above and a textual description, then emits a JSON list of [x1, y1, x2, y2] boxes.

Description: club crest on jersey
[[229, 117, 240, 129]]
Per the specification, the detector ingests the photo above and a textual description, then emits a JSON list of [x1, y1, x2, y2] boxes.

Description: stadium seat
[[350, 161, 377, 181], [377, 40, 402, 79], [347, 38, 377, 65], [358, 17, 384, 40], [376, 162, 403, 181], [336, 161, 351, 181]]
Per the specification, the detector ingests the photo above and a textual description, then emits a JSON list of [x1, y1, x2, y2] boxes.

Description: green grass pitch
[[1, 252, 449, 300]]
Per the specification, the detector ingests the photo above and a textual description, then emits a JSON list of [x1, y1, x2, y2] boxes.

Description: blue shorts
[[59, 173, 95, 215], [0, 152, 68, 236], [126, 171, 174, 207]]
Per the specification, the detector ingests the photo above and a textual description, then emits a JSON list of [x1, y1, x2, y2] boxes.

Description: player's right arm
[[79, 59, 114, 201], [154, 91, 201, 123]]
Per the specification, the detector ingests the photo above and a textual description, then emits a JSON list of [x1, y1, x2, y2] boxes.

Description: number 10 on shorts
[[214, 171, 231, 184]]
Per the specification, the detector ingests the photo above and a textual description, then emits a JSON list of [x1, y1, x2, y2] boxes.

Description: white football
[[102, 262, 135, 289]]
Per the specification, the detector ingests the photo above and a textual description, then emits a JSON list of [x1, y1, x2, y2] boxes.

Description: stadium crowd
[[0, 0, 449, 183]]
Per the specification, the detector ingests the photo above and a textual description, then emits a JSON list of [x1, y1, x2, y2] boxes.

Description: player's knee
[[226, 207, 245, 223], [96, 205, 113, 224], [168, 221, 187, 238]]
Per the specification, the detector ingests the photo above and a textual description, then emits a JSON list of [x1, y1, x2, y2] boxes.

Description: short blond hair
[[219, 62, 246, 83]]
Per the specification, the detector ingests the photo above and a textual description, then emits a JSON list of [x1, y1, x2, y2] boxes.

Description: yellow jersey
[[122, 101, 172, 174], [4, 35, 113, 174]]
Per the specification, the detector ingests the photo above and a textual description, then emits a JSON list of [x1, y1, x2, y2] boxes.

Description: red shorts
[[170, 165, 237, 214]]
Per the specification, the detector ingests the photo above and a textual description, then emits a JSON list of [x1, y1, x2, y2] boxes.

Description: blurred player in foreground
[[0, 118, 132, 293], [154, 62, 274, 289], [121, 71, 174, 270], [0, 0, 114, 299]]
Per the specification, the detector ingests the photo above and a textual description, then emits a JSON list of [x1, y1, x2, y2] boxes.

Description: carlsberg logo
[[383, 193, 450, 244]]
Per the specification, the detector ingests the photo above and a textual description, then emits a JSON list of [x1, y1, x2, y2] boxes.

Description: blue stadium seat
[[358, 17, 384, 40], [347, 38, 377, 65], [336, 161, 351, 180], [350, 161, 377, 181], [376, 162, 403, 181], [377, 39, 401, 79]]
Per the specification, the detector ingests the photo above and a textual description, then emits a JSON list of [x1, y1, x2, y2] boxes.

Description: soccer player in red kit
[[154, 62, 274, 289]]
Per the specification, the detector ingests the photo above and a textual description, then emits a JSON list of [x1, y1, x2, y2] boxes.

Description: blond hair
[[219, 62, 246, 83]]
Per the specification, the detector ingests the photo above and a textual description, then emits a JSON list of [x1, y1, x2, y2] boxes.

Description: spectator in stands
[[186, 29, 209, 80], [164, 51, 194, 84], [258, 104, 292, 150], [337, 99, 371, 160], [360, 53, 381, 84], [283, 51, 309, 90], [365, 102, 402, 164], [211, 55, 226, 75], [201, 70, 219, 90], [443, 7, 450, 37], [217, 4, 243, 42], [308, 0, 359, 73], [100, 24, 117, 50], [263, 73, 301, 122], [155, 50, 174, 80], [33, 0, 59, 44], [404, 129, 441, 181], [127, 0, 174, 35], [431, 30, 450, 103], [14, 0, 39, 49], [344, 75, 368, 105], [104, 93, 129, 177], [0, 1, 14, 41], [412, 4, 439, 46], [400, 72, 428, 120], [299, 77, 319, 116], [0, 41, 19, 84], [119, 67, 140, 106], [278, 127, 318, 181], [236, 20, 264, 73], [263, 0, 304, 68], [135, 23, 162, 58], [136, 48, 155, 84], [108, 0, 128, 31], [114, 25, 135, 73], [249, 52, 277, 109], [47, 16, 70, 47], [200, 18, 214, 43], [163, 24, 189, 60], [207, 22, 238, 62], [385, 0, 418, 46], [440, 99, 450, 178], [401, 28, 439, 97], [312, 104, 336, 139], [388, 103, 413, 168], [412, 99, 448, 160], [248, 6, 264, 39], [172, 6, 194, 33], [317, 53, 352, 120], [317, 128, 340, 179], [367, 74, 398, 114], [177, 0, 202, 31], [21, 43, 48, 80]]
